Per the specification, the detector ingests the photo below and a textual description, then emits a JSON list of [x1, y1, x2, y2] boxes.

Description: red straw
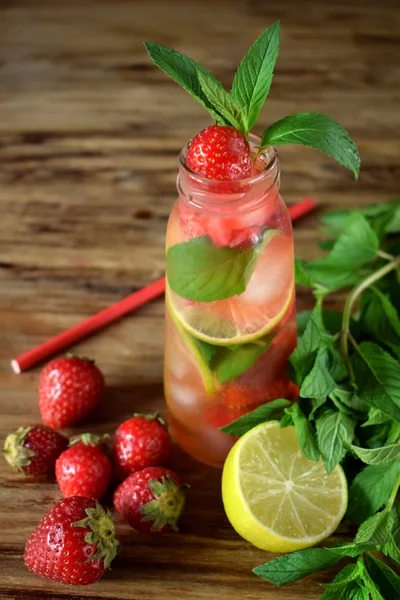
[[11, 197, 317, 373]]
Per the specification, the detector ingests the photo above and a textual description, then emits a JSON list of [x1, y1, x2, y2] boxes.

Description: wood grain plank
[[0, 0, 399, 598]]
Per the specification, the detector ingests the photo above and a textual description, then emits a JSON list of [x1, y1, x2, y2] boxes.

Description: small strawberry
[[39, 355, 105, 428], [114, 466, 187, 533], [186, 125, 251, 181], [24, 496, 119, 586], [113, 413, 172, 480], [3, 425, 68, 476], [56, 434, 112, 500]]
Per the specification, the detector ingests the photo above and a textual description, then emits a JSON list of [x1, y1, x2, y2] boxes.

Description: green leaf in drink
[[166, 229, 278, 302]]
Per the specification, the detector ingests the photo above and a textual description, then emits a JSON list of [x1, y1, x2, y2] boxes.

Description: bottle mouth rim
[[178, 132, 279, 188]]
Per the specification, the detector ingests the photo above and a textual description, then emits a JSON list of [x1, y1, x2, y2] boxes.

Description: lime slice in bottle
[[166, 294, 216, 395], [167, 232, 294, 346]]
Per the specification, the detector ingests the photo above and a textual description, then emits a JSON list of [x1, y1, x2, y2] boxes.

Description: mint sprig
[[146, 22, 360, 177], [221, 199, 400, 598]]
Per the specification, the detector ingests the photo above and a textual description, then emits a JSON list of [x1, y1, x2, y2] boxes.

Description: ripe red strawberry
[[186, 125, 251, 181], [56, 434, 112, 499], [24, 496, 119, 586], [3, 425, 68, 476], [112, 413, 172, 480], [113, 467, 187, 533], [39, 356, 105, 428]]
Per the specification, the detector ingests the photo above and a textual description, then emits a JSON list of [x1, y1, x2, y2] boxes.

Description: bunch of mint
[[222, 198, 400, 599], [145, 22, 360, 179]]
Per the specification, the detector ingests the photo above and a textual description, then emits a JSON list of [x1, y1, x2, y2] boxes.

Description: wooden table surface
[[0, 1, 399, 598]]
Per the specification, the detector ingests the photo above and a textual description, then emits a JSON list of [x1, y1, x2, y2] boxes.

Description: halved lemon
[[222, 421, 347, 553], [167, 234, 294, 346]]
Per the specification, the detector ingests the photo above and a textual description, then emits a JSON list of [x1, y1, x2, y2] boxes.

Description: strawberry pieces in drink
[[186, 125, 251, 181], [114, 466, 187, 534], [56, 434, 112, 500], [3, 425, 68, 476], [180, 125, 278, 248], [24, 496, 119, 586]]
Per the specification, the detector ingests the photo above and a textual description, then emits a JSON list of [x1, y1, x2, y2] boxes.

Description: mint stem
[[385, 473, 400, 512], [340, 256, 400, 381]]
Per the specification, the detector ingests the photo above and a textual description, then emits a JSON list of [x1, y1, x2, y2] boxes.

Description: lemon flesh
[[222, 421, 347, 553]]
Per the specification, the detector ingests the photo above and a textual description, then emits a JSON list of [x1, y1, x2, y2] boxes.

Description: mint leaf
[[361, 407, 392, 428], [261, 112, 361, 179], [253, 543, 370, 587], [316, 408, 356, 473], [360, 287, 400, 348], [380, 501, 400, 565], [300, 348, 337, 401], [366, 553, 400, 597], [280, 412, 293, 428], [329, 388, 368, 418], [326, 214, 379, 268], [305, 259, 364, 292], [144, 42, 229, 125], [387, 422, 400, 444], [386, 202, 400, 233], [346, 442, 400, 465], [347, 461, 400, 524], [220, 399, 290, 436], [320, 582, 364, 600], [198, 72, 247, 132], [166, 230, 277, 302], [353, 342, 400, 423], [290, 314, 333, 385], [357, 562, 385, 600], [309, 396, 329, 420], [381, 533, 400, 566], [355, 510, 394, 546], [284, 404, 320, 461], [195, 338, 217, 365], [295, 258, 314, 287], [214, 337, 271, 384], [321, 563, 363, 594], [328, 543, 374, 559], [231, 22, 280, 131], [253, 546, 346, 586]]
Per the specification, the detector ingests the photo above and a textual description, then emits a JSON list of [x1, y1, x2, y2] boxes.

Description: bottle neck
[[176, 137, 280, 217]]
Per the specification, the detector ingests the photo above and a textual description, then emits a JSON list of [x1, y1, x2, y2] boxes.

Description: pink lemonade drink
[[164, 137, 297, 467]]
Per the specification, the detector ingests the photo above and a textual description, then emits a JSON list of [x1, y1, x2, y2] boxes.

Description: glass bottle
[[164, 134, 297, 467]]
